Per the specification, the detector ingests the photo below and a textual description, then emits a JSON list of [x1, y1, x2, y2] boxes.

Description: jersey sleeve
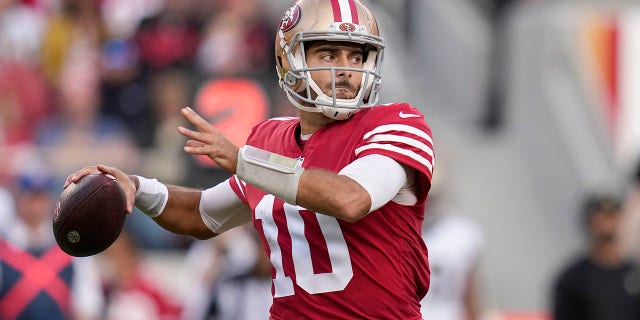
[[228, 174, 249, 205], [199, 178, 252, 234], [355, 103, 435, 200]]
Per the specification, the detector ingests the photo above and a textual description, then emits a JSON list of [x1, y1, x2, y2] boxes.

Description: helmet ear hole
[[362, 44, 374, 63]]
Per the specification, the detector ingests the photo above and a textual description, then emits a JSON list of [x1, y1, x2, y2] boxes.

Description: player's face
[[589, 210, 620, 243], [305, 41, 364, 100]]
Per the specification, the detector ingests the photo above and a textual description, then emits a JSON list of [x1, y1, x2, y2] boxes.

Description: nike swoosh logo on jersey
[[398, 111, 421, 118]]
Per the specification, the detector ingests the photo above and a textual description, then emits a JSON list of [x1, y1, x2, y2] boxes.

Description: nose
[[336, 69, 351, 78], [335, 55, 352, 78]]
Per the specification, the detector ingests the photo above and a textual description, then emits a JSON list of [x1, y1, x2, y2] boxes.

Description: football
[[52, 173, 127, 257]]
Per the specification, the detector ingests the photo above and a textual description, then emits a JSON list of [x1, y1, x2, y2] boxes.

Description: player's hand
[[179, 106, 239, 173], [64, 165, 137, 213]]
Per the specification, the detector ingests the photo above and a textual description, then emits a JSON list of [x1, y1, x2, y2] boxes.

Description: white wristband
[[134, 176, 169, 218], [235, 145, 304, 204]]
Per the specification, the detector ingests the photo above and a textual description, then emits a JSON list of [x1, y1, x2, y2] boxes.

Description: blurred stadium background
[[1, 0, 639, 319]]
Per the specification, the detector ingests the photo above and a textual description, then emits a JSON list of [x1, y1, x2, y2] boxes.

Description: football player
[[66, 0, 435, 318]]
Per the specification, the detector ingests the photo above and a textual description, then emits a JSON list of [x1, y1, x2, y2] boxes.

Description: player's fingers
[[184, 140, 205, 149], [183, 144, 219, 156], [181, 107, 214, 132], [96, 164, 122, 178], [64, 166, 99, 188], [96, 165, 131, 188], [183, 143, 238, 173], [96, 164, 112, 173], [178, 126, 214, 143], [185, 140, 205, 148]]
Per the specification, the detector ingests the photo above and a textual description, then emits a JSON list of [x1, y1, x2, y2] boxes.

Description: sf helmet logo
[[339, 23, 357, 32], [280, 5, 301, 32]]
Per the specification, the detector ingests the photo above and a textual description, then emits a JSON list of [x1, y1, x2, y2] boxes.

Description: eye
[[351, 56, 363, 64], [321, 54, 334, 62]]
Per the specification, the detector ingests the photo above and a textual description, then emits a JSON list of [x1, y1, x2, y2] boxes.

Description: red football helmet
[[275, 0, 385, 120]]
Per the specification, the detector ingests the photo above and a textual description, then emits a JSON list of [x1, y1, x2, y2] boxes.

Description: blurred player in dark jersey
[[552, 193, 640, 320], [65, 0, 435, 318]]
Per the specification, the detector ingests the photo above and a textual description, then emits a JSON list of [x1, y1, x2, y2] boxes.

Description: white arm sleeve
[[199, 179, 253, 234], [339, 154, 417, 212]]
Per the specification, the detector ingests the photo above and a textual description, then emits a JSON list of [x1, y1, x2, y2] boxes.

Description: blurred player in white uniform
[[420, 161, 484, 320]]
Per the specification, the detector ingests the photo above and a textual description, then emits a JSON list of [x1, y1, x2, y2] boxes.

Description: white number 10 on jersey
[[255, 194, 354, 297]]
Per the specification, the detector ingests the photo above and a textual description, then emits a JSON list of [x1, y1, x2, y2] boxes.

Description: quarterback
[[66, 0, 435, 318]]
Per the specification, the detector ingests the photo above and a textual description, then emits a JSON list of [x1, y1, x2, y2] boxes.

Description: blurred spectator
[[40, 0, 107, 85], [180, 226, 271, 320], [38, 0, 123, 176], [134, 0, 201, 75], [35, 53, 140, 185], [420, 159, 484, 320], [99, 36, 153, 148], [0, 169, 104, 320], [123, 68, 195, 251], [481, 0, 520, 132], [195, 0, 272, 80], [552, 192, 640, 320], [103, 0, 202, 148], [0, 62, 52, 146], [0, 145, 46, 192], [100, 0, 165, 39], [0, 0, 46, 63], [99, 230, 182, 320], [141, 68, 193, 184]]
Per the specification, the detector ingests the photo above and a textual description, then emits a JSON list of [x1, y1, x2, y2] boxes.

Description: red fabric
[[230, 103, 433, 319], [0, 63, 52, 144], [603, 17, 619, 139], [330, 0, 342, 22], [329, 0, 360, 24], [348, 0, 359, 24], [134, 18, 200, 69]]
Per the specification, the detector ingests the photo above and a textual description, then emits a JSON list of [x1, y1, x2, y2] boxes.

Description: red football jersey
[[228, 103, 434, 319]]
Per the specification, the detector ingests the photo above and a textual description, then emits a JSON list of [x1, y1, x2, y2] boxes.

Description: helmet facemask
[[277, 20, 385, 120]]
